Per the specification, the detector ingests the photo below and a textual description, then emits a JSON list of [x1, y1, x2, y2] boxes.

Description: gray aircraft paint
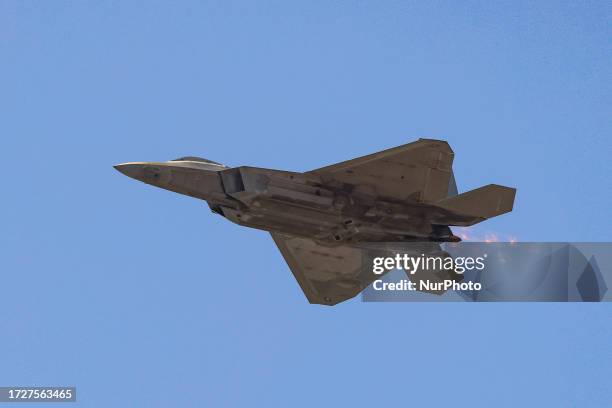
[[115, 139, 516, 305]]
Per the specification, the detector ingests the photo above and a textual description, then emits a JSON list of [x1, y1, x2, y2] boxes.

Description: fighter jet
[[115, 139, 516, 305]]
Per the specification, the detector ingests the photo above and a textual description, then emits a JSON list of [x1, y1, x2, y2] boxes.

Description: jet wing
[[271, 233, 460, 305], [307, 138, 455, 202], [271, 233, 376, 305]]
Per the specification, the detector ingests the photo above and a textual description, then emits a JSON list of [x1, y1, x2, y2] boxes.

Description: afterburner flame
[[454, 227, 518, 243]]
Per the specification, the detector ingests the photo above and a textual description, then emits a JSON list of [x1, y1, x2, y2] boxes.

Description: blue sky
[[1, 1, 610, 406]]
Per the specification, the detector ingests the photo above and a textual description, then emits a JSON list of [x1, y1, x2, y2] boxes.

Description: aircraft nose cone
[[114, 163, 145, 180]]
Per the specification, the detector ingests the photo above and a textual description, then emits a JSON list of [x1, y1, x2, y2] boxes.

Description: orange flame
[[454, 227, 518, 243]]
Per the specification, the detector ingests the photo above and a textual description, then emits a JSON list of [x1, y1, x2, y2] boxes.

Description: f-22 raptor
[[115, 139, 516, 305]]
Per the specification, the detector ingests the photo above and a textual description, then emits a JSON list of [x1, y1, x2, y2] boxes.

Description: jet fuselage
[[114, 160, 460, 245]]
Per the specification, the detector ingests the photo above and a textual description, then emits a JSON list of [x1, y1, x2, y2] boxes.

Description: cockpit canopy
[[171, 156, 224, 166]]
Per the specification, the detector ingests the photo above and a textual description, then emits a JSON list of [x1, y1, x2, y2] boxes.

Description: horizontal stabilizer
[[435, 184, 516, 226]]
